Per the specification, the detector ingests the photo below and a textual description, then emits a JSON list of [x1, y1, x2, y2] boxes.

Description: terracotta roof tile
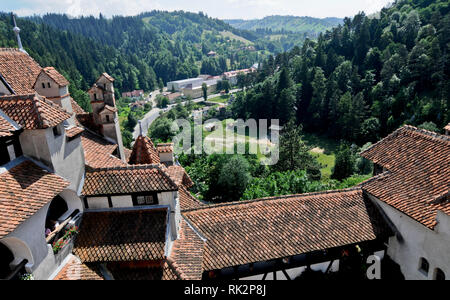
[[0, 48, 42, 94], [73, 208, 167, 262], [81, 130, 127, 169], [129, 135, 160, 165], [183, 188, 388, 271], [70, 98, 87, 115], [0, 159, 70, 238], [53, 256, 103, 280], [361, 126, 450, 229], [167, 220, 204, 280], [165, 165, 194, 189], [157, 143, 173, 153], [100, 73, 114, 82], [65, 126, 84, 139], [36, 67, 69, 87], [178, 186, 204, 211], [82, 164, 178, 196], [0, 93, 71, 129], [0, 112, 20, 137]]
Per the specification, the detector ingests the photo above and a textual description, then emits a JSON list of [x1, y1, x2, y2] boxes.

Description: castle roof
[[183, 188, 388, 271], [81, 130, 127, 169], [82, 164, 178, 196], [73, 208, 168, 262], [129, 135, 160, 165], [361, 125, 450, 229], [0, 48, 41, 94], [0, 93, 71, 129], [0, 159, 70, 239], [34, 67, 70, 87], [0, 109, 21, 137]]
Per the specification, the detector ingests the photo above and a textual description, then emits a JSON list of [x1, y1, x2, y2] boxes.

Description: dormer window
[[47, 82, 51, 88], [42, 82, 46, 89], [419, 257, 429, 276]]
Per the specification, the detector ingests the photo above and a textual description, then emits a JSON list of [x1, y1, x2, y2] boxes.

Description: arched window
[[0, 242, 14, 279], [419, 257, 429, 275], [434, 268, 445, 281], [42, 82, 45, 89], [45, 195, 68, 234]]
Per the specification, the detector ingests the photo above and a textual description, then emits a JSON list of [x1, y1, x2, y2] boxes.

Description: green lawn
[[209, 95, 230, 103], [303, 133, 339, 179]]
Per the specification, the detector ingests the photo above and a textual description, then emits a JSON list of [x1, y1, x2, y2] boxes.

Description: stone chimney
[[157, 143, 174, 165]]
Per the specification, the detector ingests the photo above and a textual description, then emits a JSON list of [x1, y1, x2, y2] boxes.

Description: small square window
[[135, 195, 155, 206]]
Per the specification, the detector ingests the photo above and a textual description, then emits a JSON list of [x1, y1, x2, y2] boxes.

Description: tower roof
[[34, 67, 70, 87], [129, 134, 161, 165]]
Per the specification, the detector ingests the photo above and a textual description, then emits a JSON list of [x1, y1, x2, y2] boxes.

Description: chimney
[[157, 143, 174, 165]]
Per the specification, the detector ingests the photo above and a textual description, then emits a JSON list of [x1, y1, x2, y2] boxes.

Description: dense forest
[[226, 16, 343, 52], [232, 0, 450, 144], [0, 11, 269, 111]]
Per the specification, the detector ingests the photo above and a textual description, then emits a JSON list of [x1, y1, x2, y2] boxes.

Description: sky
[[4, 0, 393, 20]]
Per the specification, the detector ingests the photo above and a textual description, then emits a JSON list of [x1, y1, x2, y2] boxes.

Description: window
[[419, 257, 429, 275], [0, 138, 22, 166], [132, 194, 156, 206], [53, 125, 61, 137], [42, 82, 46, 89], [94, 93, 97, 101], [47, 82, 51, 88], [106, 115, 110, 122], [434, 268, 445, 281]]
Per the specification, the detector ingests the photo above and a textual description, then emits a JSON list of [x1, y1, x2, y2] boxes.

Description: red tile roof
[[0, 94, 71, 129], [0, 48, 42, 94], [167, 220, 204, 280], [36, 67, 69, 87], [183, 188, 388, 271], [73, 208, 168, 262], [53, 256, 103, 280], [361, 126, 450, 229], [65, 126, 84, 139], [70, 98, 87, 115], [129, 135, 160, 165], [165, 165, 194, 189], [100, 73, 114, 82], [178, 186, 204, 211], [0, 160, 70, 238], [82, 165, 178, 196], [0, 113, 20, 137], [81, 130, 127, 169], [157, 143, 173, 153]]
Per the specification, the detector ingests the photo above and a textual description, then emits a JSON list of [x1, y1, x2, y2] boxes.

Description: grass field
[[219, 31, 254, 45], [303, 133, 340, 179], [208, 95, 230, 103]]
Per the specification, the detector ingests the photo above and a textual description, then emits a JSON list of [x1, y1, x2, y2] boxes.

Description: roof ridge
[[361, 125, 450, 157], [87, 163, 161, 172], [182, 187, 363, 213]]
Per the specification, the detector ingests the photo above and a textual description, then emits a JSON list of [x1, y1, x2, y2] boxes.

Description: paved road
[[133, 89, 241, 139]]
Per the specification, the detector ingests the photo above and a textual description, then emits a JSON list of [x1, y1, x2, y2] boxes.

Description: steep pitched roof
[[81, 130, 127, 169], [0, 110, 21, 137], [166, 165, 194, 189], [82, 164, 178, 196], [99, 73, 114, 82], [183, 188, 388, 271], [53, 256, 103, 280], [129, 135, 160, 165], [167, 220, 205, 280], [178, 186, 204, 211], [70, 98, 87, 115], [361, 126, 450, 229], [73, 208, 167, 262], [0, 94, 71, 129], [0, 48, 42, 94], [0, 159, 70, 238], [35, 67, 69, 87]]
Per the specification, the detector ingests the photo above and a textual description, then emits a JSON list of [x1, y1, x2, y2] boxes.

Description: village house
[[122, 90, 144, 99], [0, 25, 448, 281]]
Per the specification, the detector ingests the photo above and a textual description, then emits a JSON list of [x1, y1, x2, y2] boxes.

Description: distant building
[[167, 78, 204, 92], [207, 51, 217, 57], [122, 90, 144, 99]]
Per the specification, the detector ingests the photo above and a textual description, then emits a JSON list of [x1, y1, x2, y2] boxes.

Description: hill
[[225, 15, 343, 34]]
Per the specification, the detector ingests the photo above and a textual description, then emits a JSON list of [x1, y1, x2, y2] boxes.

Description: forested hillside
[[0, 11, 267, 111], [232, 0, 450, 145], [226, 16, 342, 33]]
